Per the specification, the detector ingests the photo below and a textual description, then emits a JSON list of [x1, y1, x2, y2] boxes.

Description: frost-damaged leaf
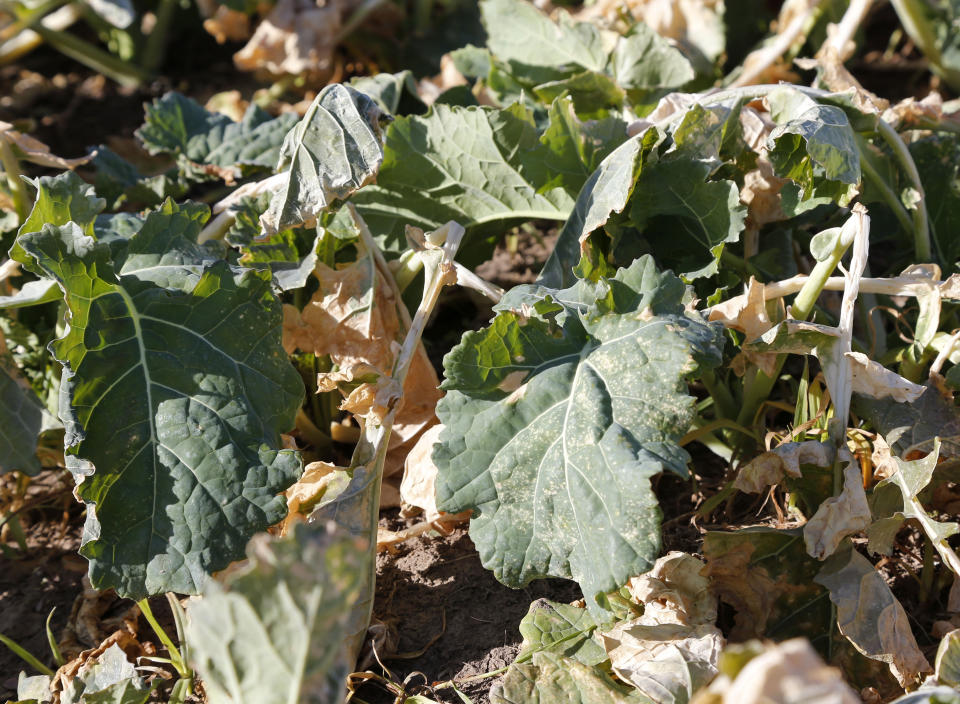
[[400, 424, 446, 521], [21, 222, 303, 599], [491, 651, 648, 704], [262, 84, 387, 234], [803, 455, 871, 559], [0, 120, 92, 169], [137, 92, 297, 182], [479, 0, 607, 85], [734, 440, 833, 494], [601, 622, 723, 704], [765, 87, 861, 211], [0, 335, 46, 475], [709, 638, 860, 704], [63, 642, 151, 704], [187, 523, 365, 704], [518, 599, 606, 666], [702, 528, 830, 644], [352, 102, 574, 254], [435, 256, 723, 612], [815, 543, 931, 686]]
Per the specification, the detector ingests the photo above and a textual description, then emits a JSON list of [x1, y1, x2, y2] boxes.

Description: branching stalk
[[138, 597, 190, 679], [874, 118, 931, 262]]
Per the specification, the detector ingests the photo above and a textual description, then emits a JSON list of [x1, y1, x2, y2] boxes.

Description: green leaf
[[0, 352, 46, 475], [11, 171, 105, 271], [0, 279, 61, 309], [20, 221, 303, 598], [815, 543, 930, 684], [766, 88, 860, 209], [533, 71, 625, 117], [491, 651, 647, 704], [935, 628, 960, 688], [352, 103, 573, 253], [262, 84, 387, 234], [349, 70, 426, 115], [435, 257, 722, 612], [479, 0, 607, 84], [137, 92, 297, 181], [610, 24, 695, 98], [629, 159, 745, 280], [225, 194, 319, 291], [71, 643, 150, 704], [910, 136, 960, 267], [187, 523, 365, 704], [518, 599, 607, 666], [90, 146, 187, 209]]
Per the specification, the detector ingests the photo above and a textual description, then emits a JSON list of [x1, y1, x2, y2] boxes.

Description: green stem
[[165, 594, 193, 696], [138, 598, 188, 678], [888, 0, 960, 91], [140, 0, 178, 73], [0, 631, 54, 676], [45, 608, 64, 667], [391, 248, 423, 293], [856, 135, 914, 236], [874, 118, 932, 262], [0, 139, 27, 221], [31, 23, 147, 86], [0, 0, 67, 42]]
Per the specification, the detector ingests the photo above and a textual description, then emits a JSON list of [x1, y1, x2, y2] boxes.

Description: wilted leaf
[[262, 84, 387, 234], [625, 552, 716, 627], [703, 528, 830, 644], [400, 424, 445, 520], [21, 221, 303, 599], [815, 544, 931, 686], [491, 651, 648, 704], [67, 642, 150, 704], [803, 457, 872, 559], [600, 621, 723, 704], [0, 120, 92, 169], [187, 523, 365, 704], [734, 440, 833, 494], [712, 638, 860, 704], [436, 256, 723, 612]]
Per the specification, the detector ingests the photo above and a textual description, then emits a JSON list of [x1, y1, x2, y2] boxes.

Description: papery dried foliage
[[708, 277, 781, 375], [234, 0, 363, 82], [0, 121, 91, 169], [803, 456, 871, 559], [734, 440, 833, 493]]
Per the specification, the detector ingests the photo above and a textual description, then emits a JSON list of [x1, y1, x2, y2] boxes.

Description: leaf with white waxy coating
[[491, 651, 649, 704], [20, 221, 303, 599], [262, 84, 388, 234], [435, 256, 723, 613], [187, 523, 365, 704]]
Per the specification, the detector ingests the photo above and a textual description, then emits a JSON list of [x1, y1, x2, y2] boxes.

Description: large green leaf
[[911, 135, 960, 267], [0, 349, 46, 475], [435, 257, 722, 611], [137, 92, 297, 181], [352, 102, 574, 253], [479, 0, 607, 85], [518, 599, 607, 666], [187, 524, 365, 704], [20, 221, 303, 598], [262, 84, 388, 234], [611, 24, 695, 100]]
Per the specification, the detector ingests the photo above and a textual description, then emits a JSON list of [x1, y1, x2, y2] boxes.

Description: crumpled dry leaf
[[735, 440, 834, 493], [708, 277, 782, 376], [203, 5, 251, 44], [283, 254, 441, 478], [625, 552, 716, 627], [57, 577, 140, 661], [0, 121, 91, 169], [52, 629, 145, 699], [739, 108, 787, 235], [234, 0, 362, 82], [803, 453, 871, 559], [281, 460, 350, 534], [883, 92, 960, 132], [627, 92, 698, 137], [400, 423, 444, 521], [601, 621, 724, 703], [816, 545, 932, 686], [711, 638, 860, 704], [701, 541, 777, 639], [796, 49, 889, 114]]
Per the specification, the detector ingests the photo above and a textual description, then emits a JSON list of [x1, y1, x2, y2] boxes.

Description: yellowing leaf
[[400, 424, 445, 521]]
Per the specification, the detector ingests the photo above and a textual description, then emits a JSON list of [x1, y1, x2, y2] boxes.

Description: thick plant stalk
[[819, 0, 873, 60], [729, 0, 825, 87]]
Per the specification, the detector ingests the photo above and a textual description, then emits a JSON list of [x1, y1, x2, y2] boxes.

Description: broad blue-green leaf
[[187, 524, 365, 704], [519, 599, 607, 666], [533, 71, 626, 117], [935, 628, 960, 688], [262, 84, 387, 234], [611, 24, 695, 99], [0, 349, 45, 475], [225, 194, 319, 291], [137, 92, 297, 181], [766, 88, 860, 210], [491, 651, 647, 704], [352, 103, 573, 253], [349, 70, 425, 115], [90, 145, 186, 209], [910, 136, 960, 267], [20, 222, 303, 598], [435, 257, 723, 612], [540, 130, 657, 288], [479, 0, 607, 85]]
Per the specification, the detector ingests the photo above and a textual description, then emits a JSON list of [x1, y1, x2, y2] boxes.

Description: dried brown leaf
[[701, 541, 777, 639], [625, 551, 717, 627], [734, 440, 833, 494], [203, 5, 251, 44], [400, 423, 444, 521], [0, 121, 91, 169], [803, 457, 871, 559]]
